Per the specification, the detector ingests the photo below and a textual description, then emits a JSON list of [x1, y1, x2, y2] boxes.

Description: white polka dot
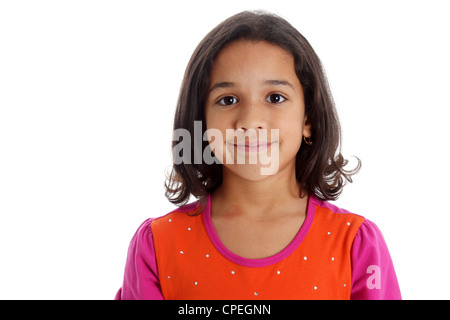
[[314, 286, 318, 290], [180, 251, 184, 254], [347, 222, 351, 226], [168, 219, 172, 222], [187, 227, 191, 231], [331, 257, 335, 261], [205, 254, 210, 258], [304, 256, 307, 260], [327, 232, 331, 235], [168, 276, 171, 279], [231, 270, 235, 274], [344, 284, 347, 287], [254, 292, 258, 296], [194, 281, 198, 285], [277, 270, 281, 275]]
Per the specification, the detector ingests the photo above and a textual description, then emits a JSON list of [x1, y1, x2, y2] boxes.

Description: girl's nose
[[235, 101, 267, 131]]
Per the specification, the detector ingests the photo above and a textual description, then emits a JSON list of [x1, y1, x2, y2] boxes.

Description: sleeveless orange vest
[[151, 195, 364, 300]]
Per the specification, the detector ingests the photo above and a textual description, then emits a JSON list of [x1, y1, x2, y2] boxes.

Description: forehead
[[210, 40, 297, 83]]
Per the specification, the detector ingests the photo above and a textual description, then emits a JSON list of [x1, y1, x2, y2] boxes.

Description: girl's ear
[[303, 115, 312, 138]]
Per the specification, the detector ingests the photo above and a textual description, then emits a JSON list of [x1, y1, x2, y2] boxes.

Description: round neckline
[[202, 193, 316, 267]]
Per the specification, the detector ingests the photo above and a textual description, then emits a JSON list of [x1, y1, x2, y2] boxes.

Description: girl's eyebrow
[[264, 79, 295, 91], [209, 80, 295, 93], [209, 81, 235, 93]]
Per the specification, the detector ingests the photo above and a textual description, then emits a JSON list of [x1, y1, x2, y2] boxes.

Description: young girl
[[116, 11, 401, 300]]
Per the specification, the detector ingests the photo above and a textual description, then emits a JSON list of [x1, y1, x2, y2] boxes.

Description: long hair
[[165, 10, 361, 214]]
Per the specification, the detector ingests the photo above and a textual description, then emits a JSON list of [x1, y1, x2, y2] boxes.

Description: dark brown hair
[[165, 10, 361, 213]]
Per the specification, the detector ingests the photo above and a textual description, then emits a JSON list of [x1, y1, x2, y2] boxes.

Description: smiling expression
[[204, 40, 311, 180]]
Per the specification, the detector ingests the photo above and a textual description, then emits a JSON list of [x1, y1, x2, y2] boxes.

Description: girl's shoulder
[[309, 195, 366, 232], [308, 195, 388, 248], [148, 200, 203, 232], [310, 196, 401, 299]]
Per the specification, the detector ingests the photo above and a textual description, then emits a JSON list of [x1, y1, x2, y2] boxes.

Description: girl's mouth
[[230, 141, 275, 152]]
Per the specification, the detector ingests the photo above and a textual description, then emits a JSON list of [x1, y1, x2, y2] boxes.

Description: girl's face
[[205, 40, 310, 181]]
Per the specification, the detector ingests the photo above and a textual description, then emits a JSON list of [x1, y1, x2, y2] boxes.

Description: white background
[[1, 0, 449, 299]]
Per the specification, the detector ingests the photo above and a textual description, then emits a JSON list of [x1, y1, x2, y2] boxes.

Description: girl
[[116, 10, 401, 300]]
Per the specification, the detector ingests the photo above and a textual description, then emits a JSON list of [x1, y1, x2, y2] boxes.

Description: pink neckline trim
[[202, 193, 316, 267]]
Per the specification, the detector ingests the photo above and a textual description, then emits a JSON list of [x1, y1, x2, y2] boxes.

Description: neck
[[212, 162, 308, 220]]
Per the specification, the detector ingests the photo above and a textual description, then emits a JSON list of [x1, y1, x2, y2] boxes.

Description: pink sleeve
[[115, 218, 163, 300], [350, 219, 401, 300]]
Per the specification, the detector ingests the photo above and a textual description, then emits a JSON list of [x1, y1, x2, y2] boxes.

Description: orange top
[[151, 194, 364, 300]]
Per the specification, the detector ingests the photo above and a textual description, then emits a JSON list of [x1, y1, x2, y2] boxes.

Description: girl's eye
[[218, 96, 239, 106], [266, 93, 286, 104]]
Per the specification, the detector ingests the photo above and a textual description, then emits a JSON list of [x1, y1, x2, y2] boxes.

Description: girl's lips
[[230, 141, 276, 152]]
